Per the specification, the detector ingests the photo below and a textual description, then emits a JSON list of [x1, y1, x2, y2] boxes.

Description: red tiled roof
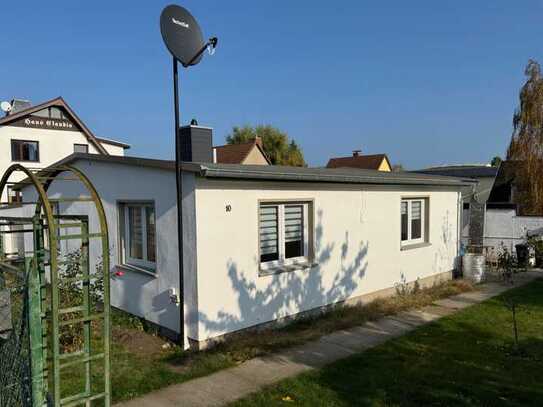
[[326, 154, 391, 170], [214, 139, 271, 164]]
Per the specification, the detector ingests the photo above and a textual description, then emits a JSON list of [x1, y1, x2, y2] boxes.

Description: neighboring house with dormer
[[0, 96, 129, 203], [213, 137, 271, 165], [326, 150, 392, 172]]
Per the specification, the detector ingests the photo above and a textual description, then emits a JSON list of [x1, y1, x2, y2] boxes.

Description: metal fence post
[[27, 254, 44, 407]]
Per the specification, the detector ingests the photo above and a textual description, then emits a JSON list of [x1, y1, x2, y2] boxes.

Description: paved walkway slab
[[116, 271, 541, 407]]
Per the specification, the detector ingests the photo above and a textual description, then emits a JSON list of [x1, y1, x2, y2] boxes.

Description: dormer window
[[74, 144, 89, 153], [11, 140, 39, 162]]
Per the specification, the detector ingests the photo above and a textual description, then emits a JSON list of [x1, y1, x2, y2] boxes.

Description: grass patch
[[182, 279, 474, 363], [230, 278, 543, 406], [61, 279, 474, 404]]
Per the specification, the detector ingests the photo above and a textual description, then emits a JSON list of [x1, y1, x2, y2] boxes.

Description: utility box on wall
[[179, 125, 213, 163]]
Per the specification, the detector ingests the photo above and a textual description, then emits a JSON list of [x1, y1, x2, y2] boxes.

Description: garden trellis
[[0, 163, 111, 407]]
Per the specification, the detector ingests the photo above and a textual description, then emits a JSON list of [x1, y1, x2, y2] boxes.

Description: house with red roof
[[326, 150, 392, 172], [213, 137, 270, 165]]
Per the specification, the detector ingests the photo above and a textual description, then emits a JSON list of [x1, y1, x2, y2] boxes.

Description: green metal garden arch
[[0, 163, 111, 407]]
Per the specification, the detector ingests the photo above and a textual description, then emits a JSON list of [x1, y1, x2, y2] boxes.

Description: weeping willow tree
[[507, 59, 543, 215]]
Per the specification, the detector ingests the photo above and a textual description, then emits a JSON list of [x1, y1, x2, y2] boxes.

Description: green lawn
[[231, 278, 543, 407], [59, 280, 473, 404]]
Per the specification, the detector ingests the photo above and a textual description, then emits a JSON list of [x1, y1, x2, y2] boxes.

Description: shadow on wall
[[197, 209, 370, 338], [433, 210, 455, 274]]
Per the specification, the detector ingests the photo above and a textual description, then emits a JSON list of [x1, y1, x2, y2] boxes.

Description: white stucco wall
[[485, 208, 543, 252], [191, 179, 461, 342], [13, 160, 462, 347], [0, 125, 126, 253], [17, 160, 183, 335], [0, 126, 125, 200], [0, 127, 99, 193], [98, 141, 126, 156]]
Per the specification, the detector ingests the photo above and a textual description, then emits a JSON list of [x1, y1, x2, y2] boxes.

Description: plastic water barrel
[[462, 253, 486, 283]]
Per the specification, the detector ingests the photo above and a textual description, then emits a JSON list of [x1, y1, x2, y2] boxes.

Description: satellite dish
[[0, 101, 12, 113], [160, 5, 204, 67]]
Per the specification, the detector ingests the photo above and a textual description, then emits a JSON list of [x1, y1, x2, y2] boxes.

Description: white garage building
[[18, 145, 474, 349]]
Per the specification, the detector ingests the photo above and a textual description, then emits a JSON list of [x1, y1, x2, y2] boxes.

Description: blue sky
[[1, 1, 542, 169]]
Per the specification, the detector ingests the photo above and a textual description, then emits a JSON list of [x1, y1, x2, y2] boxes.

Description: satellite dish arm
[[183, 37, 218, 67]]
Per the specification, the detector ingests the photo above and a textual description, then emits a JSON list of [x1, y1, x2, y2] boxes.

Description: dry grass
[[169, 279, 475, 367]]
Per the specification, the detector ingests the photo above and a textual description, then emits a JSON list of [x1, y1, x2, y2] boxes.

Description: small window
[[74, 144, 89, 153], [259, 202, 311, 271], [50, 107, 62, 119], [401, 198, 427, 246], [11, 140, 39, 162], [119, 203, 156, 271], [6, 186, 22, 204]]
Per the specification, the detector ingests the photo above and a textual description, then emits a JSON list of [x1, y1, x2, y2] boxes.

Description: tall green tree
[[226, 125, 306, 166], [507, 59, 543, 215], [490, 156, 502, 167]]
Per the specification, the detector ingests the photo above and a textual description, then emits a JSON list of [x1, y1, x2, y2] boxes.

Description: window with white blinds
[[401, 198, 427, 246], [259, 202, 310, 269], [284, 205, 303, 259], [259, 206, 279, 263]]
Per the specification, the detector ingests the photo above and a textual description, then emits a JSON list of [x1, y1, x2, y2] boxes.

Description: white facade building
[[0, 97, 129, 203], [20, 151, 473, 349]]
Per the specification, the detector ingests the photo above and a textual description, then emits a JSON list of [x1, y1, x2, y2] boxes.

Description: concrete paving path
[[116, 271, 541, 407]]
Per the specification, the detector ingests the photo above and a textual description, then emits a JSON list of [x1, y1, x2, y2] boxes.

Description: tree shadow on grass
[[284, 291, 543, 407]]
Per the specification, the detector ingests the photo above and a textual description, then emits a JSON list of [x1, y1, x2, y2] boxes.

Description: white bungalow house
[[17, 126, 474, 349]]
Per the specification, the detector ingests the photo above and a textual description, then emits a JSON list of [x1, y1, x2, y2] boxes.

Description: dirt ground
[[113, 326, 172, 358]]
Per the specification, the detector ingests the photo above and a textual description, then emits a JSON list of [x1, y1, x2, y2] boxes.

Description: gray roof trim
[[39, 153, 176, 172], [415, 165, 498, 179], [95, 137, 131, 149], [191, 163, 476, 187], [27, 154, 475, 188]]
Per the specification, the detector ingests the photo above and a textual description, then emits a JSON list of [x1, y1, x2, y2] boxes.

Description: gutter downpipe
[[457, 190, 462, 277]]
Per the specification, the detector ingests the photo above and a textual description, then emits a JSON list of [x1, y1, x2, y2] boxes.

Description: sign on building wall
[[9, 115, 78, 131]]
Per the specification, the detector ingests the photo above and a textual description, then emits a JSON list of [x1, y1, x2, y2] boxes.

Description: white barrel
[[463, 253, 486, 283]]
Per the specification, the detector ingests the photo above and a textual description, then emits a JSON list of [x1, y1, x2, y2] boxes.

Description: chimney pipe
[[254, 136, 263, 149], [353, 149, 362, 157], [179, 125, 213, 163]]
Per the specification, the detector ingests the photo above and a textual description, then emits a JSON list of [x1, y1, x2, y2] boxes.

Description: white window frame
[[122, 203, 156, 271], [401, 198, 426, 247], [259, 202, 310, 271]]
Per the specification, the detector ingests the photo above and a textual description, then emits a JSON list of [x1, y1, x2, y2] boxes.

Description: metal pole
[[173, 56, 185, 347]]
